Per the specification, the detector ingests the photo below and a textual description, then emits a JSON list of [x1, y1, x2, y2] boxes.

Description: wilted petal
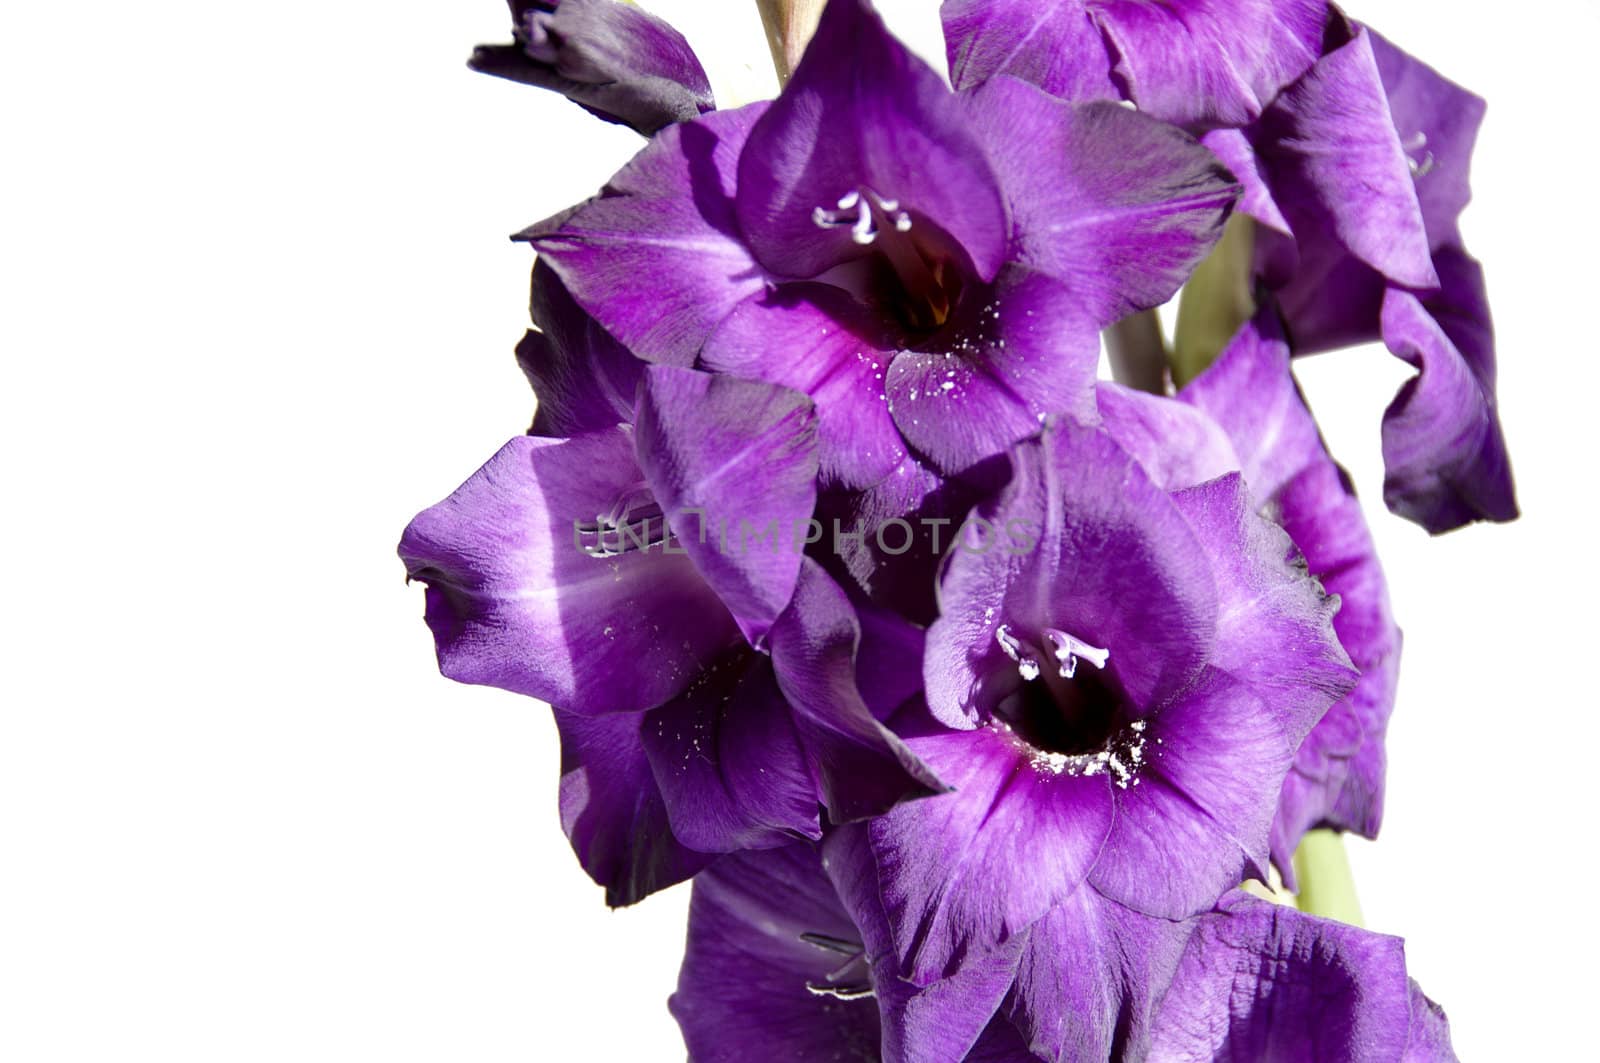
[[1149, 891, 1452, 1062], [553, 707, 713, 906], [524, 104, 770, 365], [963, 80, 1241, 325], [634, 367, 818, 647], [469, 0, 714, 136], [1381, 249, 1517, 532], [1382, 259, 1516, 531], [398, 430, 738, 713], [737, 0, 1006, 282]]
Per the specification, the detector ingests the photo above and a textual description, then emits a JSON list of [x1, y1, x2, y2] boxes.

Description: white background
[[3, 1, 1595, 1059]]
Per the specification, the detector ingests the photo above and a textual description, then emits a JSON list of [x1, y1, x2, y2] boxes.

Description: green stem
[[1104, 310, 1169, 395], [1170, 215, 1256, 388], [1292, 829, 1364, 927], [753, 0, 825, 82]]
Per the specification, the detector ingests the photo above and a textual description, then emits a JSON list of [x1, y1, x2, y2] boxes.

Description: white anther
[[1043, 628, 1109, 679]]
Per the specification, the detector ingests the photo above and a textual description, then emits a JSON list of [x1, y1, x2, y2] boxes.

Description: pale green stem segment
[[1292, 829, 1365, 927], [754, 0, 826, 81], [1171, 215, 1257, 388], [1104, 310, 1170, 395]]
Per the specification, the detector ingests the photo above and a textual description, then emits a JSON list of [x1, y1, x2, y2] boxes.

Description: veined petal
[[469, 0, 714, 136], [886, 267, 1100, 475], [641, 649, 821, 852], [737, 0, 1007, 282], [635, 367, 818, 647], [1252, 26, 1437, 292], [1093, 0, 1328, 128], [670, 844, 881, 1061], [398, 431, 739, 714], [1369, 28, 1485, 252], [523, 104, 770, 366], [519, 261, 641, 437], [699, 283, 906, 490], [769, 561, 946, 824], [962, 80, 1241, 325], [1088, 669, 1291, 919], [553, 707, 714, 907], [1149, 891, 1452, 1061], [1095, 383, 1239, 492], [1006, 888, 1192, 1061], [943, 0, 1119, 102], [867, 708, 1117, 984]]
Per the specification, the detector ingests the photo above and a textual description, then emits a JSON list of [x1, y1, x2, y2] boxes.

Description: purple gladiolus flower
[[804, 407, 1355, 1057], [469, 0, 714, 136], [524, 0, 1240, 486], [1219, 22, 1515, 533], [941, 0, 1331, 129], [1181, 306, 1402, 877], [398, 366, 941, 903], [944, 5, 1515, 533], [671, 842, 1453, 1061]]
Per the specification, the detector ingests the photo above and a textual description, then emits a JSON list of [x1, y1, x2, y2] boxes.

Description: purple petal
[[699, 283, 906, 489], [942, 0, 1119, 102], [1167, 474, 1355, 751], [523, 104, 770, 365], [670, 844, 881, 1061], [1150, 891, 1447, 1062], [519, 262, 641, 437], [1200, 128, 1291, 238], [924, 420, 1217, 729], [1094, 0, 1327, 128], [886, 267, 1100, 476], [1088, 668, 1293, 918], [1405, 980, 1460, 1062], [1007, 888, 1193, 1060], [1369, 27, 1485, 251], [866, 710, 1116, 983], [640, 649, 821, 852], [470, 0, 714, 136], [553, 707, 713, 906], [398, 431, 739, 713], [769, 561, 946, 823], [962, 80, 1241, 325], [1095, 383, 1239, 492], [635, 367, 819, 647], [737, 0, 1006, 282], [825, 829, 1025, 1063], [1180, 311, 1400, 869], [1252, 26, 1437, 293], [1380, 250, 1517, 532]]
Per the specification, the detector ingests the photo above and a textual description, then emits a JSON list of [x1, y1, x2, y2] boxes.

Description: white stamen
[[811, 186, 913, 245], [1043, 628, 1109, 679]]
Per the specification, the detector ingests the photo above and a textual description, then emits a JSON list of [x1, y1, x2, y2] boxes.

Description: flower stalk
[[754, 0, 826, 81], [1171, 215, 1256, 387], [1292, 829, 1365, 926], [1104, 310, 1170, 395]]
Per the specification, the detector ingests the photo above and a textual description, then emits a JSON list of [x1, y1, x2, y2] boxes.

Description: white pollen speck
[[940, 381, 954, 391]]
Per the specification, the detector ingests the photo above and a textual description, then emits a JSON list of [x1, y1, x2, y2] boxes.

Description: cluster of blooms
[[402, 0, 1515, 1058]]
